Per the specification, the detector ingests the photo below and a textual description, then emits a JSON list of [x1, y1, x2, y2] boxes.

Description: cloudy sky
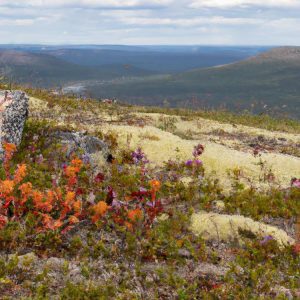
[[0, 0, 300, 45]]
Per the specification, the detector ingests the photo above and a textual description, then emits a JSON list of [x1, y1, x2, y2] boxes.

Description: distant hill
[[0, 50, 153, 87], [1, 45, 299, 119], [44, 46, 267, 73], [89, 47, 300, 119], [0, 44, 267, 73]]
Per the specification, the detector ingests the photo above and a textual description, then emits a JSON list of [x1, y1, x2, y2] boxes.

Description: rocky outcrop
[[0, 90, 29, 155]]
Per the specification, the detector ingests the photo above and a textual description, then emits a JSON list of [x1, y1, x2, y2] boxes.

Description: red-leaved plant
[[0, 143, 163, 234]]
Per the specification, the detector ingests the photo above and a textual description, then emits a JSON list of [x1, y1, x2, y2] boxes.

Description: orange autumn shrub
[[0, 179, 14, 194], [0, 151, 85, 232], [65, 158, 83, 189], [150, 179, 161, 201], [0, 143, 164, 234], [125, 208, 144, 231], [150, 180, 161, 192], [128, 208, 143, 223], [3, 143, 17, 177], [91, 201, 108, 223]]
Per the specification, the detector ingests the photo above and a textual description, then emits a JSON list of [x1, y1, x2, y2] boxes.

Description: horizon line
[[0, 43, 289, 47]]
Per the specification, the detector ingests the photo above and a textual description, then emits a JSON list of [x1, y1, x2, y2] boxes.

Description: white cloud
[[120, 16, 263, 26], [189, 0, 300, 9], [0, 0, 173, 8], [0, 18, 43, 26], [0, 0, 299, 45]]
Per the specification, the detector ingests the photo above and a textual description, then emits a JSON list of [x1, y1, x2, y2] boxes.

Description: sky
[[0, 0, 300, 45]]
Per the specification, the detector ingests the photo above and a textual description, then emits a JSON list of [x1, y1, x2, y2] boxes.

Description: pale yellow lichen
[[96, 123, 300, 188], [212, 200, 226, 212], [140, 112, 300, 143], [29, 97, 48, 110], [27, 97, 300, 189], [181, 176, 194, 186], [157, 213, 170, 222], [190, 211, 295, 247]]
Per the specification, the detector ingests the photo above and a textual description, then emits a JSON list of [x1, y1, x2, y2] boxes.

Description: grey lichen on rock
[[0, 90, 29, 155], [51, 131, 109, 167], [52, 131, 108, 157]]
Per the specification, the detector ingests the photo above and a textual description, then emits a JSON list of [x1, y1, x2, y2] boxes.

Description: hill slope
[[0, 88, 299, 298], [89, 47, 300, 119], [0, 50, 153, 87], [28, 92, 300, 188], [44, 46, 266, 73]]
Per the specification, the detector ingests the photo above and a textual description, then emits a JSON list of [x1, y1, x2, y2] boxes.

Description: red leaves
[[95, 172, 105, 183], [0, 215, 8, 230], [293, 244, 300, 255], [42, 214, 63, 231], [0, 148, 163, 235], [150, 180, 161, 201], [3, 143, 17, 178], [13, 164, 27, 184], [131, 189, 151, 199], [19, 182, 32, 205], [0, 156, 85, 234], [125, 209, 143, 231], [33, 191, 53, 212], [128, 208, 143, 223], [76, 188, 85, 196], [106, 186, 116, 205], [64, 158, 83, 189]]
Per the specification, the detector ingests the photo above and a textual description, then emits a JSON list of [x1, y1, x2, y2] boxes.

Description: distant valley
[[1, 45, 299, 119], [0, 49, 154, 87], [0, 45, 267, 74], [90, 47, 300, 119]]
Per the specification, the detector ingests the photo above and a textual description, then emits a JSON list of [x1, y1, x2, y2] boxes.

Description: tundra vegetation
[[0, 84, 299, 299]]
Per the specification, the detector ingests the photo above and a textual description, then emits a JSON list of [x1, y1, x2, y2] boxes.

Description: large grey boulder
[[0, 90, 29, 155]]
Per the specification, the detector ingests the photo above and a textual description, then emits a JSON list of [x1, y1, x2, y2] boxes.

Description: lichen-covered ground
[[0, 89, 299, 299], [30, 95, 300, 188]]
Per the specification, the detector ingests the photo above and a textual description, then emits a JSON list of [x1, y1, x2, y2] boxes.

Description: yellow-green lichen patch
[[190, 211, 295, 247], [27, 97, 300, 189], [96, 123, 300, 188]]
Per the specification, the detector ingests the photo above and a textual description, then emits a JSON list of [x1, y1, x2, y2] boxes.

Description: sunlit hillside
[[0, 86, 299, 298]]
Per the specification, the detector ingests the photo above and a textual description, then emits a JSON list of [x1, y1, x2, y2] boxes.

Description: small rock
[[193, 262, 229, 278], [271, 285, 293, 300], [46, 257, 65, 271], [68, 263, 85, 284], [178, 249, 192, 258], [15, 252, 38, 269]]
